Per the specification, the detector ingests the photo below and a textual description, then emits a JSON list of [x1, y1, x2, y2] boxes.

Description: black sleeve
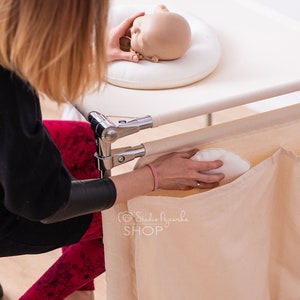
[[0, 67, 116, 222], [41, 177, 116, 223]]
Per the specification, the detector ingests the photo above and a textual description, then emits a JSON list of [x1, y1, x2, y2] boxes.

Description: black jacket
[[0, 66, 116, 256]]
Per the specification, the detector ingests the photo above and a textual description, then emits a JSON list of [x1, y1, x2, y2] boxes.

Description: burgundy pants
[[20, 120, 105, 299]]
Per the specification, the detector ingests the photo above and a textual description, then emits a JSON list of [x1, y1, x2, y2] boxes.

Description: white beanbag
[[191, 148, 250, 183], [107, 5, 221, 90]]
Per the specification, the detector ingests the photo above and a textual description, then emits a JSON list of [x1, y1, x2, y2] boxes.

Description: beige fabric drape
[[103, 104, 300, 300]]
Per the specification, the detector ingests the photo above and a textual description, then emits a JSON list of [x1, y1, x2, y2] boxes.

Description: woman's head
[[130, 5, 191, 63], [0, 0, 109, 103]]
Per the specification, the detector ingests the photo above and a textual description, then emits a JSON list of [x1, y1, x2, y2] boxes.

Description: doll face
[[130, 11, 191, 62], [130, 15, 155, 59]]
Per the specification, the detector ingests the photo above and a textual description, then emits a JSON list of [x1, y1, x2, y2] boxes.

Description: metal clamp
[[88, 111, 153, 177]]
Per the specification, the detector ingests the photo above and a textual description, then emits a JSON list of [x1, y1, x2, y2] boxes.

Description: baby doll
[[120, 5, 191, 63]]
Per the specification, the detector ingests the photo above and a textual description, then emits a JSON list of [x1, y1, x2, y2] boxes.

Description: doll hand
[[107, 12, 145, 63], [151, 149, 225, 190]]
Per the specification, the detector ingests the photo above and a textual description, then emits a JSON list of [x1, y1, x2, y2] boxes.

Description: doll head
[[121, 5, 191, 63]]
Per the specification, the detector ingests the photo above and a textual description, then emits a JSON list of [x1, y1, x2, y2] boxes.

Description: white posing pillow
[[191, 148, 250, 183], [107, 4, 221, 90]]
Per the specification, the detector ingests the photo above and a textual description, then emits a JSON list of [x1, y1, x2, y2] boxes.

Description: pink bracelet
[[146, 164, 159, 191]]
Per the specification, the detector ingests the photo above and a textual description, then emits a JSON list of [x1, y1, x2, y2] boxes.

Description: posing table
[[76, 0, 300, 299]]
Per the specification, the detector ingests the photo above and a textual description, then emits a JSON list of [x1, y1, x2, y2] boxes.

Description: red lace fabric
[[20, 121, 105, 299]]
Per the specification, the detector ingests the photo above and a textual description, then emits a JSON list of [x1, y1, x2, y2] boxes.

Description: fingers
[[116, 12, 145, 36], [195, 181, 220, 189], [197, 172, 225, 184], [107, 12, 145, 63], [114, 51, 139, 63], [192, 158, 224, 187], [176, 178, 222, 191], [176, 173, 223, 191], [180, 148, 199, 159], [195, 159, 223, 171]]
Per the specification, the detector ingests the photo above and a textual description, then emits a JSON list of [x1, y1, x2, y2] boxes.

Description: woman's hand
[[107, 12, 144, 63], [151, 149, 225, 190], [111, 149, 224, 204]]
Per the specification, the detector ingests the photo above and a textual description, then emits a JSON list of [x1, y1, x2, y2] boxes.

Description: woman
[[0, 0, 224, 299]]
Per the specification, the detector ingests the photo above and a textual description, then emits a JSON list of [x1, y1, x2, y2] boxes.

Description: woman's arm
[[41, 177, 116, 223], [112, 149, 224, 204], [42, 149, 224, 223]]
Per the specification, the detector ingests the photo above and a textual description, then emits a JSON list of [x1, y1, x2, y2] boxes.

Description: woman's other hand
[[107, 12, 144, 63]]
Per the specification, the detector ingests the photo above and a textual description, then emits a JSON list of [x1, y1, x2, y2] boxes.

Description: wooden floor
[[0, 98, 257, 299]]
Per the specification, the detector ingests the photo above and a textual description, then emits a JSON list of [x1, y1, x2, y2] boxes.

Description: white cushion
[[107, 5, 221, 90], [191, 148, 250, 183]]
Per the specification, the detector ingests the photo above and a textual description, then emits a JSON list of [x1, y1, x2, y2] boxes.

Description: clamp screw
[[118, 156, 125, 163]]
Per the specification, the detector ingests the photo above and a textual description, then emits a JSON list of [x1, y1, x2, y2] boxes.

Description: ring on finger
[[196, 181, 203, 188]]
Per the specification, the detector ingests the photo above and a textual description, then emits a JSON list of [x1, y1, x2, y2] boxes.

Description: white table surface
[[78, 0, 300, 127]]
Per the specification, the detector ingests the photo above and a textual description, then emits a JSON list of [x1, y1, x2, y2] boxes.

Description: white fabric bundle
[[191, 148, 250, 183]]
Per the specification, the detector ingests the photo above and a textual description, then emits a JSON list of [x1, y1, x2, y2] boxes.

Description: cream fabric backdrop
[[102, 104, 300, 300]]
